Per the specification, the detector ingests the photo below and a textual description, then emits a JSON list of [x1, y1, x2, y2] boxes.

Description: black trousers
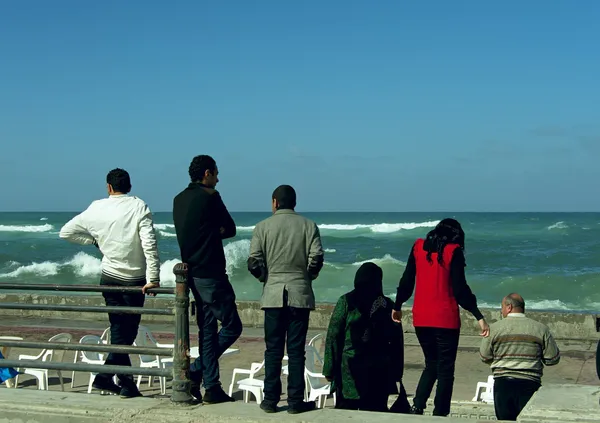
[[334, 387, 389, 412], [189, 277, 243, 390], [335, 383, 410, 413], [596, 340, 600, 380], [263, 305, 310, 406], [414, 327, 460, 416], [493, 377, 540, 421], [96, 290, 145, 386]]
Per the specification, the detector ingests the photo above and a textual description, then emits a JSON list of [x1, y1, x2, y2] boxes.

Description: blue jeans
[[189, 277, 243, 390]]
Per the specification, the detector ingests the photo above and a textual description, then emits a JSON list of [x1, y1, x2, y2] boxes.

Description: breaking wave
[[0, 224, 53, 232]]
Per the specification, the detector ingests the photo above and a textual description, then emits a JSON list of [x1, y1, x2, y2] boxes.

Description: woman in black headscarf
[[323, 262, 410, 413]]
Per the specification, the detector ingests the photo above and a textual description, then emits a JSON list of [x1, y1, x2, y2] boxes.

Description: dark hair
[[423, 218, 465, 265], [272, 185, 296, 210], [106, 168, 131, 194], [189, 155, 217, 182]]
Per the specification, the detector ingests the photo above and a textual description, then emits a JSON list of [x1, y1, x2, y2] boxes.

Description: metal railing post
[[171, 263, 193, 404]]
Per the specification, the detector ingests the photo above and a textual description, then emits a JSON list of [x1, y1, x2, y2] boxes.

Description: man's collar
[[507, 312, 526, 317], [109, 194, 127, 198], [188, 182, 212, 189], [274, 209, 295, 215]]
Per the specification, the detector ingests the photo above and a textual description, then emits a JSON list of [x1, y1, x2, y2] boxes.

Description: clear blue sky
[[1, 0, 599, 212]]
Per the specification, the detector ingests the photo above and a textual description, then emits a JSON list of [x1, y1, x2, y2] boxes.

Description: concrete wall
[[1, 293, 598, 340]]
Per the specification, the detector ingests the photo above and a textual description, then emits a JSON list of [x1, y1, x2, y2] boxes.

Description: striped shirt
[[480, 313, 560, 383]]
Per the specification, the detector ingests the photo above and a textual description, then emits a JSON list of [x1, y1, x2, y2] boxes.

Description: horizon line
[[2, 210, 600, 214]]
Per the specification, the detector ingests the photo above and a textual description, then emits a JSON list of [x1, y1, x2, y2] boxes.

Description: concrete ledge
[[517, 384, 600, 422], [1, 293, 599, 339], [0, 389, 494, 423]]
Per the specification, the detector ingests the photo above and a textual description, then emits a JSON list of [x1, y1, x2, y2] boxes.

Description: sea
[[0, 212, 599, 312]]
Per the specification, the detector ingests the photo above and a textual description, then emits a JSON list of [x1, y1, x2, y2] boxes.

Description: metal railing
[[0, 263, 193, 404]]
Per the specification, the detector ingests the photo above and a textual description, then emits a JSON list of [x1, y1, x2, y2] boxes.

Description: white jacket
[[59, 194, 160, 284]]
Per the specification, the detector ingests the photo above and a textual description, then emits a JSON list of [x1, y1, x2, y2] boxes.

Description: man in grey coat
[[247, 185, 324, 414]]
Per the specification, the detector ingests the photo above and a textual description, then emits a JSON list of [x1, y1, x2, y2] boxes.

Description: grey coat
[[247, 209, 324, 310]]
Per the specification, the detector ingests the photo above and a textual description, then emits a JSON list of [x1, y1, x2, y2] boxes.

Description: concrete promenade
[[0, 293, 598, 421], [0, 314, 598, 421]]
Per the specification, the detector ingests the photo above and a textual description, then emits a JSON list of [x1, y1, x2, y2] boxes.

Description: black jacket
[[173, 183, 236, 279]]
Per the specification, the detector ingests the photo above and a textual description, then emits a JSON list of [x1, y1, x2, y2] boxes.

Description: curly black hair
[[106, 168, 131, 194], [423, 218, 465, 265], [189, 155, 217, 182]]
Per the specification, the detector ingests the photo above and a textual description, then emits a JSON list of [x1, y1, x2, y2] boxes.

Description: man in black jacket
[[173, 155, 242, 404]]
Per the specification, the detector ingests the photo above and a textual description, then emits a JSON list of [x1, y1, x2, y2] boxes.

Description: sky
[[1, 0, 599, 212]]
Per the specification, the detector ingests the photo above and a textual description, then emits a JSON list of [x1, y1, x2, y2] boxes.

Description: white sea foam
[[547, 221, 568, 230], [0, 224, 53, 232], [65, 252, 103, 277], [0, 261, 60, 277], [352, 254, 406, 266], [158, 230, 176, 237], [236, 221, 439, 234], [154, 224, 175, 230], [40, 217, 48, 221], [387, 297, 600, 312], [224, 239, 251, 276], [159, 258, 181, 287], [324, 248, 336, 253], [320, 221, 439, 233]]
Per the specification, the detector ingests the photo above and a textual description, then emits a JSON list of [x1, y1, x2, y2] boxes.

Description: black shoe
[[260, 401, 277, 413], [120, 386, 143, 399], [410, 405, 424, 415], [203, 387, 235, 404], [92, 377, 121, 395], [190, 384, 203, 402], [287, 401, 316, 414]]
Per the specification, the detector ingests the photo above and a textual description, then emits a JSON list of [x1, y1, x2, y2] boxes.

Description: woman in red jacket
[[392, 218, 489, 416]]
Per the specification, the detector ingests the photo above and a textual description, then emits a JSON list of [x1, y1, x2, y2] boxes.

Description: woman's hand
[[391, 309, 402, 323], [478, 318, 490, 337]]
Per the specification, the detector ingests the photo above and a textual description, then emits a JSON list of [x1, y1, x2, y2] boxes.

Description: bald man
[[480, 293, 560, 421]]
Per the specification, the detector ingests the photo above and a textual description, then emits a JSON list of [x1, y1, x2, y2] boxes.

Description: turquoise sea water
[[0, 212, 599, 311]]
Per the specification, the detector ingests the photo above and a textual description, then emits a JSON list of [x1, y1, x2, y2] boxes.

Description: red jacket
[[412, 238, 461, 329]]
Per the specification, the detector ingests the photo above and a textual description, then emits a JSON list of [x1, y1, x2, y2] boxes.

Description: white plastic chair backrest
[[42, 333, 72, 363], [248, 361, 264, 378], [304, 345, 324, 388], [307, 334, 324, 367], [135, 326, 158, 363], [79, 335, 104, 362], [100, 328, 111, 344]]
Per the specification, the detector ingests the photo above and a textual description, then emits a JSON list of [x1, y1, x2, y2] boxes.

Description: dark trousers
[[414, 327, 460, 416], [334, 387, 389, 412], [596, 340, 600, 380], [189, 277, 243, 390], [263, 305, 310, 406], [493, 377, 540, 421], [96, 290, 145, 386]]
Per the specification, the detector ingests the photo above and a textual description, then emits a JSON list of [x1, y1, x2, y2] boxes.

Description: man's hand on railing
[[142, 281, 160, 296]]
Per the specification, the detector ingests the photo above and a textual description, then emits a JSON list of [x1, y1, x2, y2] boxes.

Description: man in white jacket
[[59, 168, 160, 398]]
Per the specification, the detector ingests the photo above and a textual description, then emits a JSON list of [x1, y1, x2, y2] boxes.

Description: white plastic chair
[[472, 375, 495, 403], [15, 333, 72, 391], [304, 345, 335, 408], [134, 325, 173, 395], [72, 335, 108, 393], [229, 360, 265, 403], [282, 333, 323, 376], [72, 328, 113, 388]]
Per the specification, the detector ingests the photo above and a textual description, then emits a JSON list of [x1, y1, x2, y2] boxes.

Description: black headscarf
[[349, 262, 385, 317], [423, 218, 465, 265]]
